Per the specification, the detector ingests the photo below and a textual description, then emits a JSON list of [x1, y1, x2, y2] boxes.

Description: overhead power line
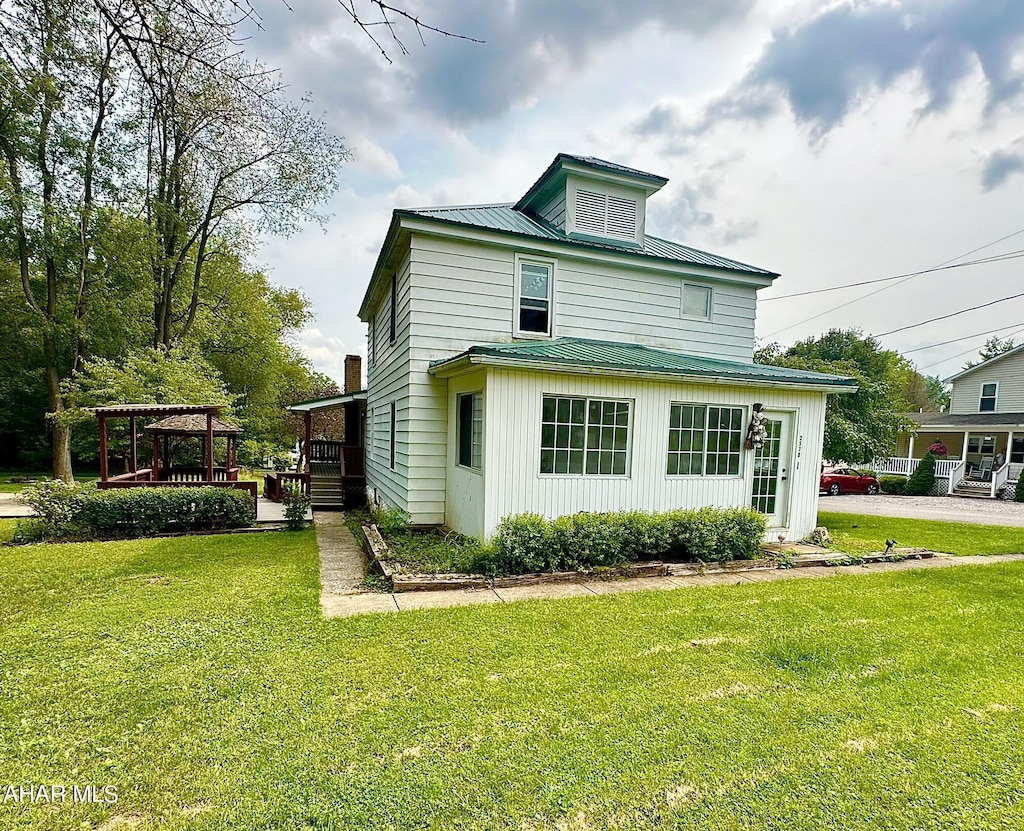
[[918, 326, 1024, 373], [762, 225, 1024, 339], [901, 322, 1024, 355], [874, 290, 1024, 338], [761, 249, 1024, 302]]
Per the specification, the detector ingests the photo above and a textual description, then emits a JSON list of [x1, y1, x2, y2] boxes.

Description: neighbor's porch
[[875, 427, 1024, 498]]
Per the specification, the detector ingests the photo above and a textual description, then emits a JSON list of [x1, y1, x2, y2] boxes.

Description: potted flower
[[927, 441, 949, 458]]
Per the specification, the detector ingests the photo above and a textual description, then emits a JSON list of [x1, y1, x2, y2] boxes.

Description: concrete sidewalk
[[313, 515, 1024, 618], [0, 493, 32, 518]]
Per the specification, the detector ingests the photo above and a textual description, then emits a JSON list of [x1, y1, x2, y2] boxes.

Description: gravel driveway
[[819, 493, 1024, 528]]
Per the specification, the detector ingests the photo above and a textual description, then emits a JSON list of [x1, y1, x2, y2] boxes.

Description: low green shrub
[[18, 479, 82, 537], [879, 475, 908, 495], [905, 453, 937, 496], [16, 484, 255, 540], [493, 507, 767, 573], [373, 504, 411, 537], [282, 481, 312, 531]]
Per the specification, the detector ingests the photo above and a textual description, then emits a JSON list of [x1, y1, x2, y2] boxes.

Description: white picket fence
[[873, 457, 962, 478]]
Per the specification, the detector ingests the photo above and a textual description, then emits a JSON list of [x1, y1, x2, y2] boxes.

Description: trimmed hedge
[[1016, 475, 1024, 503], [493, 507, 767, 573], [18, 481, 255, 540], [879, 475, 908, 495]]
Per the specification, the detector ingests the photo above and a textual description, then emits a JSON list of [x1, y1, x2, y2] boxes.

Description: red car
[[820, 467, 880, 496]]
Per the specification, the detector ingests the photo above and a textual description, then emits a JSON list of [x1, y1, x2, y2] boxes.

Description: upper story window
[[574, 188, 638, 242], [682, 284, 712, 320], [515, 255, 555, 337], [980, 382, 998, 412]]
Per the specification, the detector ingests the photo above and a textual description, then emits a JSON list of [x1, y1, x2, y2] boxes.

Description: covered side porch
[[875, 413, 1024, 498], [264, 391, 367, 509]]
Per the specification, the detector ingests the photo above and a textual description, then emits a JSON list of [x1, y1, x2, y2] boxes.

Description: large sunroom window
[[540, 396, 630, 475], [667, 404, 744, 476]]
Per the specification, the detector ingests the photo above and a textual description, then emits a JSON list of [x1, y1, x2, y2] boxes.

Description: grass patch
[[4, 532, 1024, 827], [819, 511, 1024, 555], [0, 518, 18, 543], [0, 469, 99, 493]]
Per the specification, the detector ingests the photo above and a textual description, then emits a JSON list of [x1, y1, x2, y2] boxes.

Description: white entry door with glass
[[751, 411, 793, 528]]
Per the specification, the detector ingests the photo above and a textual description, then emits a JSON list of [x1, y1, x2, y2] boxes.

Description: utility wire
[[902, 322, 1024, 354], [875, 291, 1024, 338], [762, 226, 1024, 339], [761, 249, 1024, 302], [918, 326, 1024, 373]]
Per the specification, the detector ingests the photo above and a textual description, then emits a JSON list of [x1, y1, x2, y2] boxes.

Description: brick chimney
[[344, 354, 362, 393]]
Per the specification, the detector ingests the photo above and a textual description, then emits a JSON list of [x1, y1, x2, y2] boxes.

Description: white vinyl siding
[[363, 253, 413, 513], [535, 190, 567, 230], [950, 350, 1024, 414], [483, 368, 827, 541]]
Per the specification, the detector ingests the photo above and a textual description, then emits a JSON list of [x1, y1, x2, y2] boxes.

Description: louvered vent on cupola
[[574, 188, 639, 242]]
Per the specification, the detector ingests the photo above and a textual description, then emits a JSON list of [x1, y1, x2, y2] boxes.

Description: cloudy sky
[[243, 0, 1024, 385]]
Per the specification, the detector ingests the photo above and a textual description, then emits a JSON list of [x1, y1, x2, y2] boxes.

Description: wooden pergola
[[91, 404, 237, 483]]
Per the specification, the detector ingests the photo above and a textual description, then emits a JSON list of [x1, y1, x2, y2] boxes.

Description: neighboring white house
[[878, 344, 1024, 498], [357, 153, 856, 540]]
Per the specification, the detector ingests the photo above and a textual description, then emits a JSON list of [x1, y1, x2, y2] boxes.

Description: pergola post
[[129, 416, 138, 474], [206, 412, 214, 481], [151, 436, 160, 474], [304, 411, 312, 472], [98, 414, 108, 482]]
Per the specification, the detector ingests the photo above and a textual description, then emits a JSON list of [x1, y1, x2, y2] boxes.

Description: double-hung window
[[968, 436, 996, 456], [515, 256, 554, 337], [540, 396, 630, 475], [457, 392, 483, 471], [980, 382, 998, 412], [667, 404, 744, 476]]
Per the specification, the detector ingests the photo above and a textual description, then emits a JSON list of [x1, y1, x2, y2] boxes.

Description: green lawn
[[0, 470, 100, 493], [4, 532, 1024, 829], [820, 511, 1024, 555]]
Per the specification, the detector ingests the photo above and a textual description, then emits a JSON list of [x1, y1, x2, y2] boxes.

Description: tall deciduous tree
[[756, 329, 916, 464]]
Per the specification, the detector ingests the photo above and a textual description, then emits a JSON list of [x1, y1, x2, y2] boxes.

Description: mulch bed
[[359, 523, 935, 593]]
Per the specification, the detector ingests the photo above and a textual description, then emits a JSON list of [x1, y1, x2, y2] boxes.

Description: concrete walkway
[[0, 493, 32, 518], [313, 515, 1024, 618], [820, 493, 1024, 527], [316, 512, 401, 616]]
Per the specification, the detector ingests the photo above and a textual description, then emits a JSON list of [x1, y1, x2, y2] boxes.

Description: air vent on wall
[[574, 188, 637, 241]]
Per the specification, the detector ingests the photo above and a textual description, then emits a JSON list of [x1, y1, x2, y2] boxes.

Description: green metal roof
[[401, 205, 777, 277], [429, 337, 857, 390]]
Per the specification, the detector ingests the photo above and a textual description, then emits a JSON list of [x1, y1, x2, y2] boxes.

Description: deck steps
[[952, 480, 995, 499], [310, 473, 345, 510]]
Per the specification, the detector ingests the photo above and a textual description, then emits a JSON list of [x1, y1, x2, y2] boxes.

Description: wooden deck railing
[[263, 471, 310, 501]]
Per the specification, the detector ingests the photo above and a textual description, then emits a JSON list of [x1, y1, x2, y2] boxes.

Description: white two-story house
[[880, 344, 1024, 498], [357, 154, 856, 540]]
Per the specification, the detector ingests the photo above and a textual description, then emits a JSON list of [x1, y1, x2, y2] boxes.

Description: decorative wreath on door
[[745, 403, 767, 450]]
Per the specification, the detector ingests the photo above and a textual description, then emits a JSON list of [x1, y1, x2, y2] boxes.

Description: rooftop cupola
[[514, 153, 668, 248]]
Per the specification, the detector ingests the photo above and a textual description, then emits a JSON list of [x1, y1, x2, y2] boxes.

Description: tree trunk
[[45, 333, 74, 483]]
